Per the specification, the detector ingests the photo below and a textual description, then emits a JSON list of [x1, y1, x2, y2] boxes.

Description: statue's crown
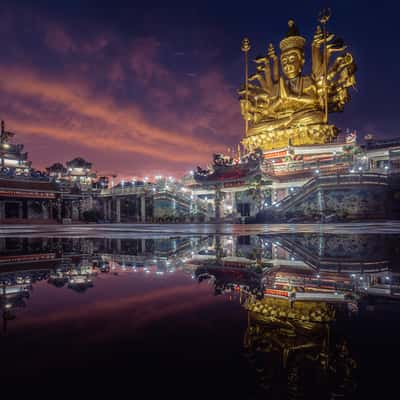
[[279, 19, 306, 52]]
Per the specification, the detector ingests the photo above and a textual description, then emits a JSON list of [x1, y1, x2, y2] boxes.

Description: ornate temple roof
[[66, 157, 92, 169], [46, 162, 67, 173]]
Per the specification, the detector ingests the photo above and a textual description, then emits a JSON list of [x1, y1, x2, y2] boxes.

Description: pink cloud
[[0, 8, 243, 176]]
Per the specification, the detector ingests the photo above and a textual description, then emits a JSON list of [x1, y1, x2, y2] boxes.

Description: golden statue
[[240, 10, 357, 151]]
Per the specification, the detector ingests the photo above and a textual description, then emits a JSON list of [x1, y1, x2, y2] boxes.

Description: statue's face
[[280, 49, 304, 79]]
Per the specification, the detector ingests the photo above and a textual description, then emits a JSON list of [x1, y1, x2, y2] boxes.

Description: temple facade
[[186, 135, 400, 222], [1, 117, 400, 224]]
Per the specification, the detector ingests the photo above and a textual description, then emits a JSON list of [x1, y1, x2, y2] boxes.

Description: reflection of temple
[[191, 234, 400, 303], [1, 233, 400, 334], [0, 236, 206, 331]]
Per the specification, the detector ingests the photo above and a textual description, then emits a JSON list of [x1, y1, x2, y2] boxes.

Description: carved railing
[[271, 172, 390, 213]]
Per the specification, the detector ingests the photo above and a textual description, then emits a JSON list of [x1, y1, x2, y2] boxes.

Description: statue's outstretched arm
[[312, 26, 323, 79], [254, 57, 273, 93], [268, 44, 279, 83]]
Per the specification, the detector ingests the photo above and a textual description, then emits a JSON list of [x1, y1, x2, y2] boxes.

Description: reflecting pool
[[1, 230, 400, 398]]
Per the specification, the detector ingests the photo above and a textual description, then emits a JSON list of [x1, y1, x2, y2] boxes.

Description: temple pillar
[[115, 197, 121, 223], [232, 192, 237, 214], [103, 199, 108, 221], [140, 196, 146, 222], [318, 234, 325, 257], [232, 236, 237, 257], [107, 199, 112, 221], [64, 200, 71, 219], [318, 189, 326, 220], [22, 200, 28, 219], [78, 200, 83, 221], [26, 200, 31, 219], [57, 199, 62, 221], [214, 188, 222, 222], [215, 235, 223, 263], [49, 200, 54, 220], [141, 239, 146, 253], [71, 201, 79, 220]]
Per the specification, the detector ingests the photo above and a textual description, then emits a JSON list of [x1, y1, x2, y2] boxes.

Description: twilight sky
[[0, 0, 398, 179]]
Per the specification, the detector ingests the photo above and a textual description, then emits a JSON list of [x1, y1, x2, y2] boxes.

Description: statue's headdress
[[279, 20, 306, 52]]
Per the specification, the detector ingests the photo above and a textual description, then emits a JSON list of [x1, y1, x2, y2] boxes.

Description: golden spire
[[241, 38, 251, 136], [318, 8, 332, 124]]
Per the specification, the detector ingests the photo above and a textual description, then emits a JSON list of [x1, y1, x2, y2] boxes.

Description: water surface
[[1, 227, 399, 398]]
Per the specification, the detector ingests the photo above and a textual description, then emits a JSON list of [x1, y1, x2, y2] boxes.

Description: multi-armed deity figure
[[240, 10, 357, 151]]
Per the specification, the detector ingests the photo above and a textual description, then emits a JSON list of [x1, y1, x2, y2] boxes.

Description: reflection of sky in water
[[1, 233, 400, 398]]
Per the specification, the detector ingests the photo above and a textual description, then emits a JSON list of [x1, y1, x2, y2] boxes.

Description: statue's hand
[[254, 56, 267, 64], [267, 43, 277, 60], [327, 37, 347, 53], [313, 27, 335, 46], [248, 73, 262, 82]]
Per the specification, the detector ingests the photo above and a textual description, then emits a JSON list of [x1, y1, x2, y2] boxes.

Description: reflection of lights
[[5, 303, 12, 309], [385, 276, 390, 280], [315, 169, 320, 174], [358, 167, 362, 171], [351, 274, 356, 277], [316, 274, 320, 278], [359, 277, 363, 280]]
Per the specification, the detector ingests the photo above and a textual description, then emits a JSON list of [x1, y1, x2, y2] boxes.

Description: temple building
[[0, 120, 101, 224], [46, 162, 67, 180], [65, 157, 96, 188], [0, 121, 61, 223], [0, 120, 31, 175]]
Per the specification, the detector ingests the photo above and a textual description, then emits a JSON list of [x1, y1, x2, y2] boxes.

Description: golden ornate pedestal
[[242, 124, 338, 151]]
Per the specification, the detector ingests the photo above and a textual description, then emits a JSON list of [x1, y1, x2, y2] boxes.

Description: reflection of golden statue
[[240, 11, 357, 151], [243, 297, 357, 397]]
